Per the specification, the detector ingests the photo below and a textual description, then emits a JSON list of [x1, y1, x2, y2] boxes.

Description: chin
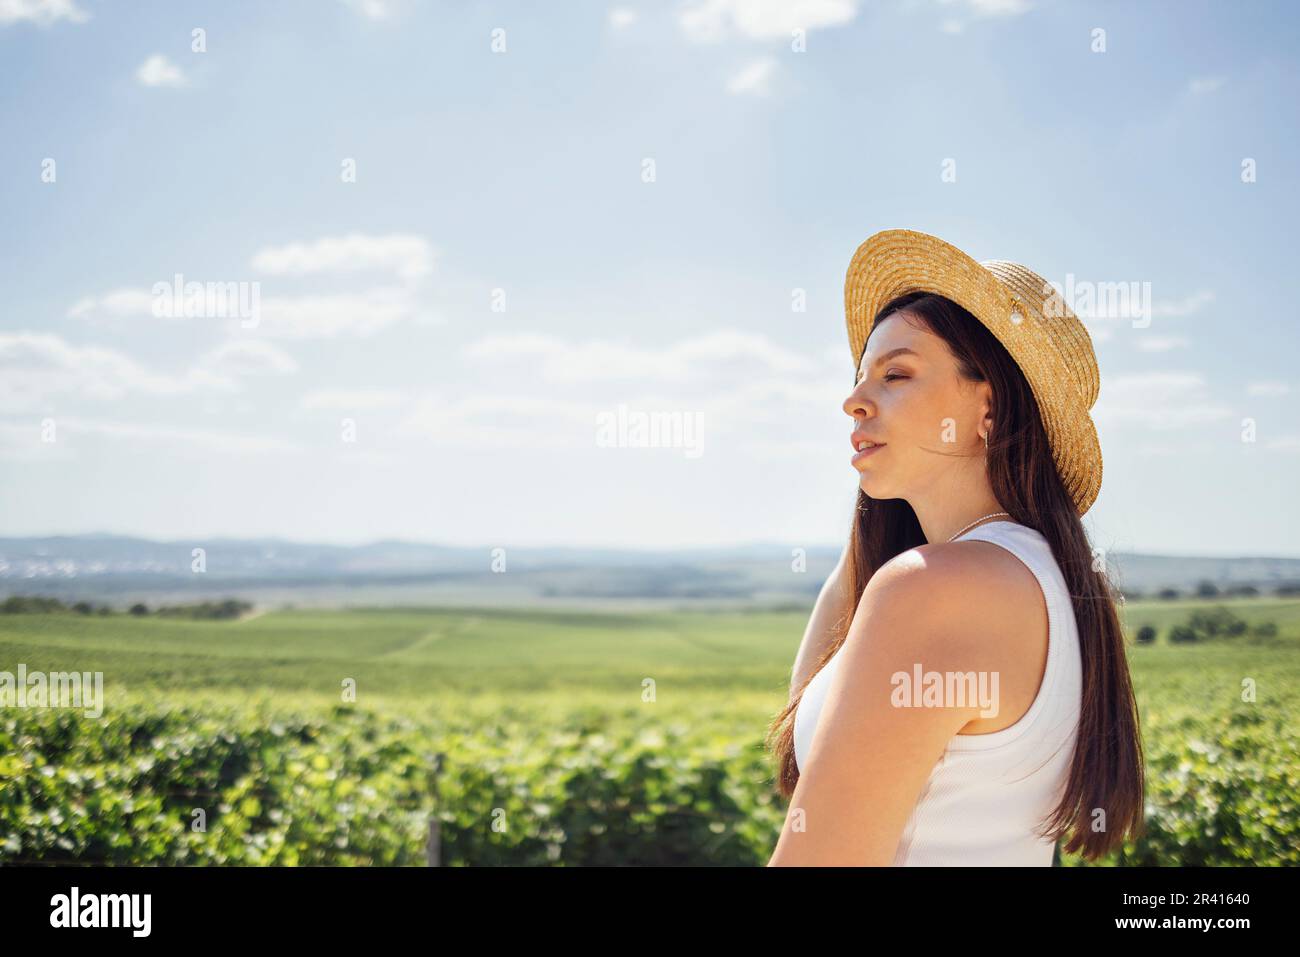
[[857, 474, 883, 494]]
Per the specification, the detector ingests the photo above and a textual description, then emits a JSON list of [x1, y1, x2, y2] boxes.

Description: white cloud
[[201, 339, 299, 377], [422, 329, 852, 459], [0, 333, 233, 411], [1152, 289, 1213, 317], [1246, 381, 1290, 397], [1131, 443, 1182, 458], [727, 57, 778, 95], [462, 329, 819, 383], [1092, 371, 1232, 430], [964, 0, 1033, 13], [678, 0, 859, 43], [930, 0, 1033, 33], [67, 288, 157, 320], [609, 7, 638, 29], [1132, 335, 1190, 353], [1189, 75, 1226, 95], [247, 234, 437, 335], [395, 392, 599, 448], [67, 284, 424, 338], [53, 417, 299, 453], [299, 389, 406, 411], [822, 343, 852, 367], [0, 0, 87, 26], [0, 421, 73, 462], [254, 289, 417, 338], [251, 234, 434, 281], [390, 365, 849, 457], [135, 54, 187, 88], [68, 233, 439, 338], [341, 0, 392, 19], [1066, 287, 1213, 325]]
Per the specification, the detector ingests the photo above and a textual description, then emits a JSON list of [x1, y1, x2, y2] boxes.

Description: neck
[[913, 495, 1011, 545]]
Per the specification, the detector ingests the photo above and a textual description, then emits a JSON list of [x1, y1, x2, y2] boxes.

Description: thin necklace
[[946, 511, 1011, 543]]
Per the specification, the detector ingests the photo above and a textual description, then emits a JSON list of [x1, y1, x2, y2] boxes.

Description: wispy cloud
[[298, 389, 406, 411], [1093, 371, 1233, 430], [0, 333, 233, 411], [411, 328, 848, 457], [135, 54, 187, 88], [340, 0, 394, 20], [1246, 380, 1291, 397], [250, 234, 435, 282], [1132, 335, 1190, 353], [678, 0, 859, 43], [727, 57, 778, 95], [68, 285, 427, 339], [200, 339, 299, 377], [462, 329, 819, 383], [67, 233, 440, 338], [388, 368, 847, 456], [0, 0, 88, 27], [52, 417, 300, 453], [1189, 75, 1226, 95], [965, 0, 1034, 13], [257, 290, 421, 339], [394, 392, 598, 448], [1152, 289, 1214, 318], [608, 7, 638, 30], [932, 0, 1034, 34], [67, 289, 156, 320], [1074, 288, 1214, 324]]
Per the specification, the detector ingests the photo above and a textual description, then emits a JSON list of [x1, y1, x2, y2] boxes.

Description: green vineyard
[[2, 598, 1297, 865]]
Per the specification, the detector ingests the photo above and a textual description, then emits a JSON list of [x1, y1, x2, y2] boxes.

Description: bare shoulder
[[865, 538, 1044, 629], [854, 539, 1049, 724]]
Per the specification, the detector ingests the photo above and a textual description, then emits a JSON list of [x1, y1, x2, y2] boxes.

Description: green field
[[2, 598, 1297, 865]]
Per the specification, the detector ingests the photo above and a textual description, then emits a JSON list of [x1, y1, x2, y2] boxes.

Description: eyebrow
[[857, 347, 921, 378]]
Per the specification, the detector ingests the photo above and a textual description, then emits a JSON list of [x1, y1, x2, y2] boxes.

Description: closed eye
[[856, 372, 909, 385]]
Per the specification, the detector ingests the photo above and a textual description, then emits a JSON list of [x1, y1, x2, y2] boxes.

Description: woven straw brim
[[844, 229, 1102, 516]]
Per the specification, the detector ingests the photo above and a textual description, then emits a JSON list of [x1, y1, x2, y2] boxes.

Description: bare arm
[[788, 544, 855, 706], [768, 552, 988, 866]]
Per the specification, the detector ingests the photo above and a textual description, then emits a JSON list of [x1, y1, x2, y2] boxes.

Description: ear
[[977, 382, 994, 440]]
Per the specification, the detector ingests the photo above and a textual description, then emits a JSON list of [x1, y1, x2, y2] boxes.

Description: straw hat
[[844, 228, 1102, 516]]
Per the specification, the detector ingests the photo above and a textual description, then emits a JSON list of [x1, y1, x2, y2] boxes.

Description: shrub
[[156, 600, 253, 621], [2, 596, 68, 614], [1186, 606, 1248, 641], [5, 695, 1294, 867]]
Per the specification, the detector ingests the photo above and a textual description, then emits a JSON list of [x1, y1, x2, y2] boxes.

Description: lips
[[850, 431, 886, 468], [850, 431, 885, 452]]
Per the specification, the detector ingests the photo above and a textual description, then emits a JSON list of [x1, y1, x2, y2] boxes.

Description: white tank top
[[792, 520, 1083, 865]]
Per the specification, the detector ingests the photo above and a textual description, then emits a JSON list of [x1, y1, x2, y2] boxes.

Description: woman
[[766, 229, 1144, 866]]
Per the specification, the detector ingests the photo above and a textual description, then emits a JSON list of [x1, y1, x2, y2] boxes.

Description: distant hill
[[1, 534, 1298, 610]]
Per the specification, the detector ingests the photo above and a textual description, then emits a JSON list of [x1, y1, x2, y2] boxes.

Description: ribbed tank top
[[792, 521, 1082, 866]]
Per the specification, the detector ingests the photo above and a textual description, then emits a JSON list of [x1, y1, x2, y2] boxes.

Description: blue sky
[[1, 0, 1297, 557]]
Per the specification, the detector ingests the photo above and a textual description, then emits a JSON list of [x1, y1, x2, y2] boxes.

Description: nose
[[843, 381, 872, 420]]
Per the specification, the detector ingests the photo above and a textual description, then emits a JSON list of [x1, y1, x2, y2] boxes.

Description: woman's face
[[841, 311, 992, 500]]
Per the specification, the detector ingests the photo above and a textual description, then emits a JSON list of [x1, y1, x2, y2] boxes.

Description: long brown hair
[[765, 290, 1145, 862]]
